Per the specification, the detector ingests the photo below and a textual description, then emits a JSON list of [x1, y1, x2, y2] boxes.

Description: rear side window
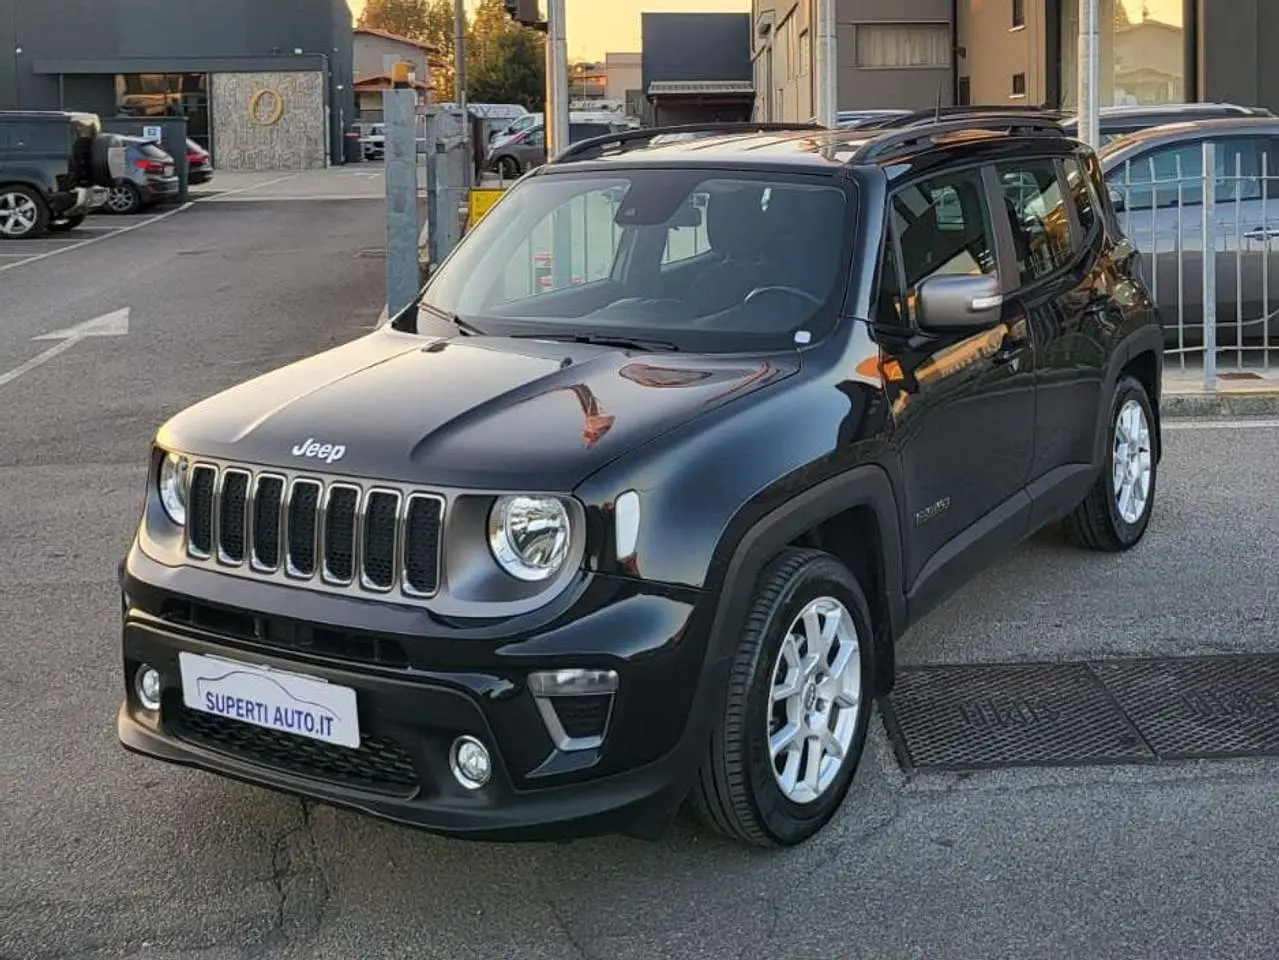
[[2, 122, 67, 153], [995, 160, 1074, 285], [1062, 156, 1097, 236]]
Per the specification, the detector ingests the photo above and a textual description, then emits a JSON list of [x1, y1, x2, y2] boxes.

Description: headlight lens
[[158, 452, 189, 525], [488, 495, 571, 582]]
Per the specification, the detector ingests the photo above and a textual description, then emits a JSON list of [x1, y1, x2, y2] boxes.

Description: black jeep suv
[[0, 111, 118, 238], [117, 116, 1164, 848]]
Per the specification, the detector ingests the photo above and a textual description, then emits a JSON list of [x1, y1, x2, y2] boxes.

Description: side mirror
[[1108, 185, 1125, 212], [915, 274, 1003, 332]]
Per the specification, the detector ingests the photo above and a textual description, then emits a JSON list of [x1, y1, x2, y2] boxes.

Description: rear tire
[[0, 185, 50, 239], [1064, 373, 1157, 552], [105, 182, 142, 215], [691, 548, 875, 848]]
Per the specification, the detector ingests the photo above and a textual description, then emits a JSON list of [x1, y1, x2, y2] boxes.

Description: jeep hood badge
[[292, 438, 347, 464]]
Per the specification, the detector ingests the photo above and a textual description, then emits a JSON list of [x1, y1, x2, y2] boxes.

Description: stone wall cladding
[[211, 71, 327, 171]]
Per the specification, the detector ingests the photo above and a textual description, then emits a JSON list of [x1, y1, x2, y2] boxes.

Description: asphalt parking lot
[[0, 208, 189, 275], [1, 189, 1277, 960]]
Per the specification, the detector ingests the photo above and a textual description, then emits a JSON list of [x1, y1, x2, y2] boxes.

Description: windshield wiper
[[506, 332, 679, 352], [417, 301, 486, 336]]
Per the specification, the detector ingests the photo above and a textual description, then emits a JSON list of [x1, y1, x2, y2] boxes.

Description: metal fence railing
[[1111, 142, 1278, 387]]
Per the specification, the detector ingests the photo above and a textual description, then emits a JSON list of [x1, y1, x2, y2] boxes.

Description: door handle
[[992, 335, 1028, 365], [1244, 227, 1279, 242]]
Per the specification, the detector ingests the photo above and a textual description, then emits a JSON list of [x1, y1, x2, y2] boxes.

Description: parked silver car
[[486, 120, 633, 178], [1100, 116, 1279, 351]]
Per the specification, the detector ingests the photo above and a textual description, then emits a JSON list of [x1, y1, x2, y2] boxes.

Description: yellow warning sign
[[467, 188, 506, 230]]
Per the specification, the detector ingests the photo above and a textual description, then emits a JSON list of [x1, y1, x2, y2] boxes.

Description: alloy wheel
[[0, 191, 39, 237], [1112, 398, 1153, 524], [766, 596, 862, 805], [107, 185, 137, 214]]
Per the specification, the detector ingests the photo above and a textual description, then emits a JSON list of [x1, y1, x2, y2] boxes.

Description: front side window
[[420, 170, 852, 351], [889, 168, 998, 326], [996, 160, 1074, 285]]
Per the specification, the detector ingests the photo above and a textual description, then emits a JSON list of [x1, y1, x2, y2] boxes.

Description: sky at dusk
[[347, 0, 1183, 60], [347, 0, 752, 60]]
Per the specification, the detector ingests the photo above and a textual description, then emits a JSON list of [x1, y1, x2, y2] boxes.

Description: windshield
[[419, 169, 852, 351]]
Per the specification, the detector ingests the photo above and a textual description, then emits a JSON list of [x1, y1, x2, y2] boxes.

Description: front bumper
[[117, 546, 720, 842]]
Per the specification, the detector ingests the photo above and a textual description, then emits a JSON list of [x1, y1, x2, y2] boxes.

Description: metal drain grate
[[884, 663, 1151, 771], [1093, 655, 1279, 760], [885, 654, 1279, 772]]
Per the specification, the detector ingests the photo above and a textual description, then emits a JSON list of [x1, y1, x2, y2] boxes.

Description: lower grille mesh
[[170, 700, 419, 796]]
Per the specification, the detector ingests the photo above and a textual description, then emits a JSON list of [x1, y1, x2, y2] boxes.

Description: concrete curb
[[1163, 390, 1279, 419]]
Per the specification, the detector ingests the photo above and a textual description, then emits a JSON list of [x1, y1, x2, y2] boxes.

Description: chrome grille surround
[[183, 461, 444, 603]]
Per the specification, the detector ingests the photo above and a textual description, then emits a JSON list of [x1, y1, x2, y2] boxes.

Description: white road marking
[[0, 205, 192, 275], [0, 308, 131, 391], [1165, 418, 1279, 430], [196, 174, 298, 201], [33, 307, 131, 341]]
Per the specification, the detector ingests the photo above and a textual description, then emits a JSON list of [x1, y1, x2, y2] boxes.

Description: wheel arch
[[705, 464, 907, 697], [1093, 323, 1164, 468]]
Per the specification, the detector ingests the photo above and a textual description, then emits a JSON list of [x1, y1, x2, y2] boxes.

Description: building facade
[[352, 26, 436, 121], [753, 0, 1279, 120], [605, 53, 643, 105], [641, 13, 755, 126], [0, 0, 354, 170], [753, 0, 953, 121]]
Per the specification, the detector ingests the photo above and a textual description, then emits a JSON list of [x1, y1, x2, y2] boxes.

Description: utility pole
[[1078, 0, 1100, 148], [814, 0, 837, 127], [385, 61, 421, 317], [454, 0, 471, 187], [503, 0, 566, 155], [544, 0, 569, 157]]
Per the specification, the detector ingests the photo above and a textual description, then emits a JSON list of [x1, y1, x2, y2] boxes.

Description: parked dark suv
[[117, 116, 1164, 848], [0, 110, 118, 237]]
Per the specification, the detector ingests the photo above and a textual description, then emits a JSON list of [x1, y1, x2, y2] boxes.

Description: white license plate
[[178, 651, 360, 748]]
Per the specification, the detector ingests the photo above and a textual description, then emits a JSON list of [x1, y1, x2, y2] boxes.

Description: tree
[[1115, 2, 1132, 28], [421, 0, 460, 102], [469, 28, 546, 111], [358, 0, 429, 40], [467, 0, 521, 77]]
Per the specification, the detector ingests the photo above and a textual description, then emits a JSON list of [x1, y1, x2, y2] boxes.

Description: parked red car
[[186, 140, 214, 186]]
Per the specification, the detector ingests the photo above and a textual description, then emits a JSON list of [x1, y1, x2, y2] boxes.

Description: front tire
[[1064, 373, 1157, 551], [497, 156, 520, 179], [692, 548, 875, 847]]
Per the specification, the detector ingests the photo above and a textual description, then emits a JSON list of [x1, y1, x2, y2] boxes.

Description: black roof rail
[[847, 114, 1066, 166], [549, 121, 824, 164], [854, 104, 1063, 130]]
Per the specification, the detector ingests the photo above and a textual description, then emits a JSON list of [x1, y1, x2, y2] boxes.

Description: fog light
[[450, 735, 491, 790], [135, 665, 162, 712]]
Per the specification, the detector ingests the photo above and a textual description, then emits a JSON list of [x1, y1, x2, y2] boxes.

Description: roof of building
[[354, 26, 439, 54], [353, 72, 432, 93]]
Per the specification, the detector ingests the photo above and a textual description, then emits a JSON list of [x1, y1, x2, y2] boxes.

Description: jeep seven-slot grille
[[185, 464, 443, 600]]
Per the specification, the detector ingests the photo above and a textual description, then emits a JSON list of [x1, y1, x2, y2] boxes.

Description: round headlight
[[158, 452, 189, 525], [488, 495, 571, 582]]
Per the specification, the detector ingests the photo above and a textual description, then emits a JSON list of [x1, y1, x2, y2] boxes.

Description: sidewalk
[[1163, 357, 1279, 418], [188, 162, 427, 203]]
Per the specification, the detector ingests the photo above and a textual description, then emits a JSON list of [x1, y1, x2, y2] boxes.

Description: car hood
[[157, 328, 798, 490]]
